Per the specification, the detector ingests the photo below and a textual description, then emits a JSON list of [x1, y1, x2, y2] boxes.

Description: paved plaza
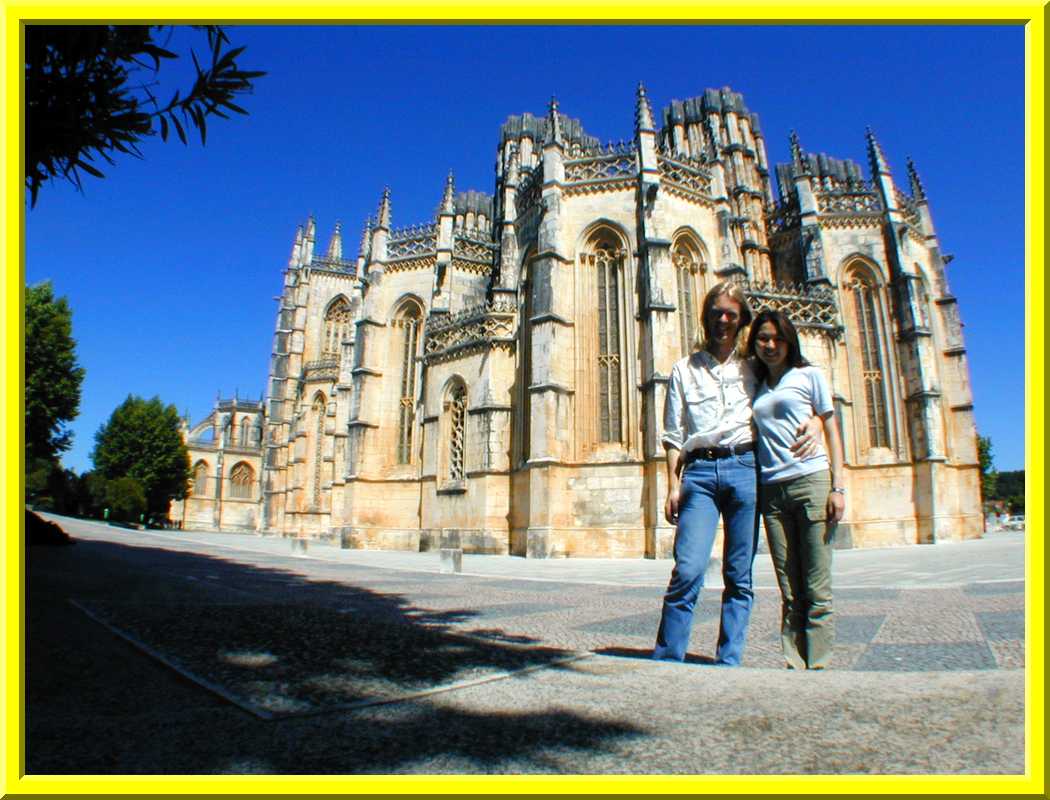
[[25, 513, 1027, 775]]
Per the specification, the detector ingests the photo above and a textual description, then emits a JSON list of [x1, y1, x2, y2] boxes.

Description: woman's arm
[[823, 412, 846, 523]]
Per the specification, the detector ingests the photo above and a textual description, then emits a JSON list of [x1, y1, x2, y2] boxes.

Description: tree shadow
[[26, 535, 647, 774]]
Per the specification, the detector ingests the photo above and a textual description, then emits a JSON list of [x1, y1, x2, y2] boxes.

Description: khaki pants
[[759, 470, 834, 669]]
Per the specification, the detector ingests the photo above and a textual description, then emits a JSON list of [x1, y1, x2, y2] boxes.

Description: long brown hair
[[746, 309, 810, 381], [696, 280, 753, 355]]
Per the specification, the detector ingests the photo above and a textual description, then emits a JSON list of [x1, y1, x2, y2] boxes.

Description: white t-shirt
[[752, 365, 834, 485], [662, 350, 757, 456]]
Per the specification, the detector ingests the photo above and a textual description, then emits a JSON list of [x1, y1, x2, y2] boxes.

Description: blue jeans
[[653, 451, 759, 665]]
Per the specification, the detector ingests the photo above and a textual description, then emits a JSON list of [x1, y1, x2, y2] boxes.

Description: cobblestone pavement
[[25, 514, 1028, 776]]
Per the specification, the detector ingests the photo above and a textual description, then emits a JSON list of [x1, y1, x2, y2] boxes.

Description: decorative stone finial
[[865, 127, 891, 176], [377, 187, 391, 229], [906, 156, 926, 201], [545, 95, 563, 146], [789, 129, 804, 171], [326, 221, 342, 259], [635, 81, 655, 133], [289, 224, 304, 266], [358, 216, 373, 258], [441, 171, 455, 214]]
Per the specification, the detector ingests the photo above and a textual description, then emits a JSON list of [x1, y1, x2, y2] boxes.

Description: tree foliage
[[976, 435, 996, 503], [988, 469, 1024, 515], [105, 477, 147, 522], [26, 282, 85, 464], [91, 395, 190, 515], [26, 25, 265, 206]]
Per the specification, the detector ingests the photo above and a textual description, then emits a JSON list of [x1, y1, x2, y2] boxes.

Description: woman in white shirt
[[747, 309, 846, 669]]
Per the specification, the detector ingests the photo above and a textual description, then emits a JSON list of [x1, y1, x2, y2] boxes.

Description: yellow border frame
[[2, 3, 1044, 796]]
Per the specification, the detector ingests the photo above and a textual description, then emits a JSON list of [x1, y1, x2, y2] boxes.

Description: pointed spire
[[303, 214, 316, 266], [789, 130, 804, 172], [376, 187, 391, 229], [289, 224, 304, 266], [906, 156, 926, 201], [326, 221, 342, 259], [358, 216, 373, 258], [545, 95, 563, 146], [440, 170, 455, 214], [635, 82, 655, 133], [865, 127, 891, 176]]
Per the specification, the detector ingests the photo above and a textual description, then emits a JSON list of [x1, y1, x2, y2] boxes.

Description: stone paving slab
[[42, 516, 1025, 673], [25, 514, 1029, 776]]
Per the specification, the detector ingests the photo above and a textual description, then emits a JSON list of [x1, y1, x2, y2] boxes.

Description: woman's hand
[[827, 491, 845, 523], [665, 485, 680, 525]]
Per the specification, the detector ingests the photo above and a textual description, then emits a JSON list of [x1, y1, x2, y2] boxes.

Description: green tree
[[996, 470, 1025, 501], [977, 435, 996, 504], [91, 395, 190, 516], [26, 282, 85, 466], [104, 477, 147, 522], [26, 25, 265, 206], [82, 471, 110, 518], [26, 458, 82, 514]]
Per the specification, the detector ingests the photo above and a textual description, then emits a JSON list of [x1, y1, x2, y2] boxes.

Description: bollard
[[439, 548, 463, 574]]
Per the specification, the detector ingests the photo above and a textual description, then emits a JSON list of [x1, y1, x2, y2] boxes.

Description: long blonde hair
[[694, 279, 753, 356]]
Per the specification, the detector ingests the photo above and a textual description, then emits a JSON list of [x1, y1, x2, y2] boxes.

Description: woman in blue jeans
[[654, 282, 820, 665]]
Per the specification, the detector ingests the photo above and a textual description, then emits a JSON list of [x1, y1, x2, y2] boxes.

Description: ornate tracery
[[393, 299, 423, 464], [229, 462, 254, 499], [581, 233, 626, 444], [846, 267, 891, 449], [672, 235, 705, 355], [445, 381, 467, 482], [311, 392, 326, 506], [192, 460, 209, 497], [323, 297, 352, 356]]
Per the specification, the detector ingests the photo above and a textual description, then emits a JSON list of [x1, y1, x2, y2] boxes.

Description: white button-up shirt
[[662, 350, 757, 455]]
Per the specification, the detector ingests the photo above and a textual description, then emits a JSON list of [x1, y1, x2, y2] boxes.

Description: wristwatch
[[831, 487, 846, 495]]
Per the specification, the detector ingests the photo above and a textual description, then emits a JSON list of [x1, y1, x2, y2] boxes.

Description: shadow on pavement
[[593, 646, 717, 665], [27, 537, 645, 773]]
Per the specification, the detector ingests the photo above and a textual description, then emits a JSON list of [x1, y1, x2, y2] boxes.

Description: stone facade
[[170, 397, 265, 531], [181, 84, 983, 556]]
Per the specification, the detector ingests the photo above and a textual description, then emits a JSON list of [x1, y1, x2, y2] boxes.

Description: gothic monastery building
[[171, 84, 982, 556]]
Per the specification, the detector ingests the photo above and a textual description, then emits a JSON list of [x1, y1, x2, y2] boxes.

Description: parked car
[[1004, 515, 1025, 531]]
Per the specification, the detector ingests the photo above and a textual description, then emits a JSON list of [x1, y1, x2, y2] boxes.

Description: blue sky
[[25, 24, 1026, 473]]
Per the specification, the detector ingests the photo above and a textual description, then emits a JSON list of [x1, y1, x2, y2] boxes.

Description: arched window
[[323, 297, 352, 356], [517, 250, 536, 465], [311, 392, 326, 506], [580, 230, 626, 444], [392, 299, 423, 464], [192, 460, 209, 497], [229, 462, 254, 499], [672, 235, 706, 355], [444, 380, 468, 483], [845, 266, 891, 449], [239, 417, 250, 447]]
